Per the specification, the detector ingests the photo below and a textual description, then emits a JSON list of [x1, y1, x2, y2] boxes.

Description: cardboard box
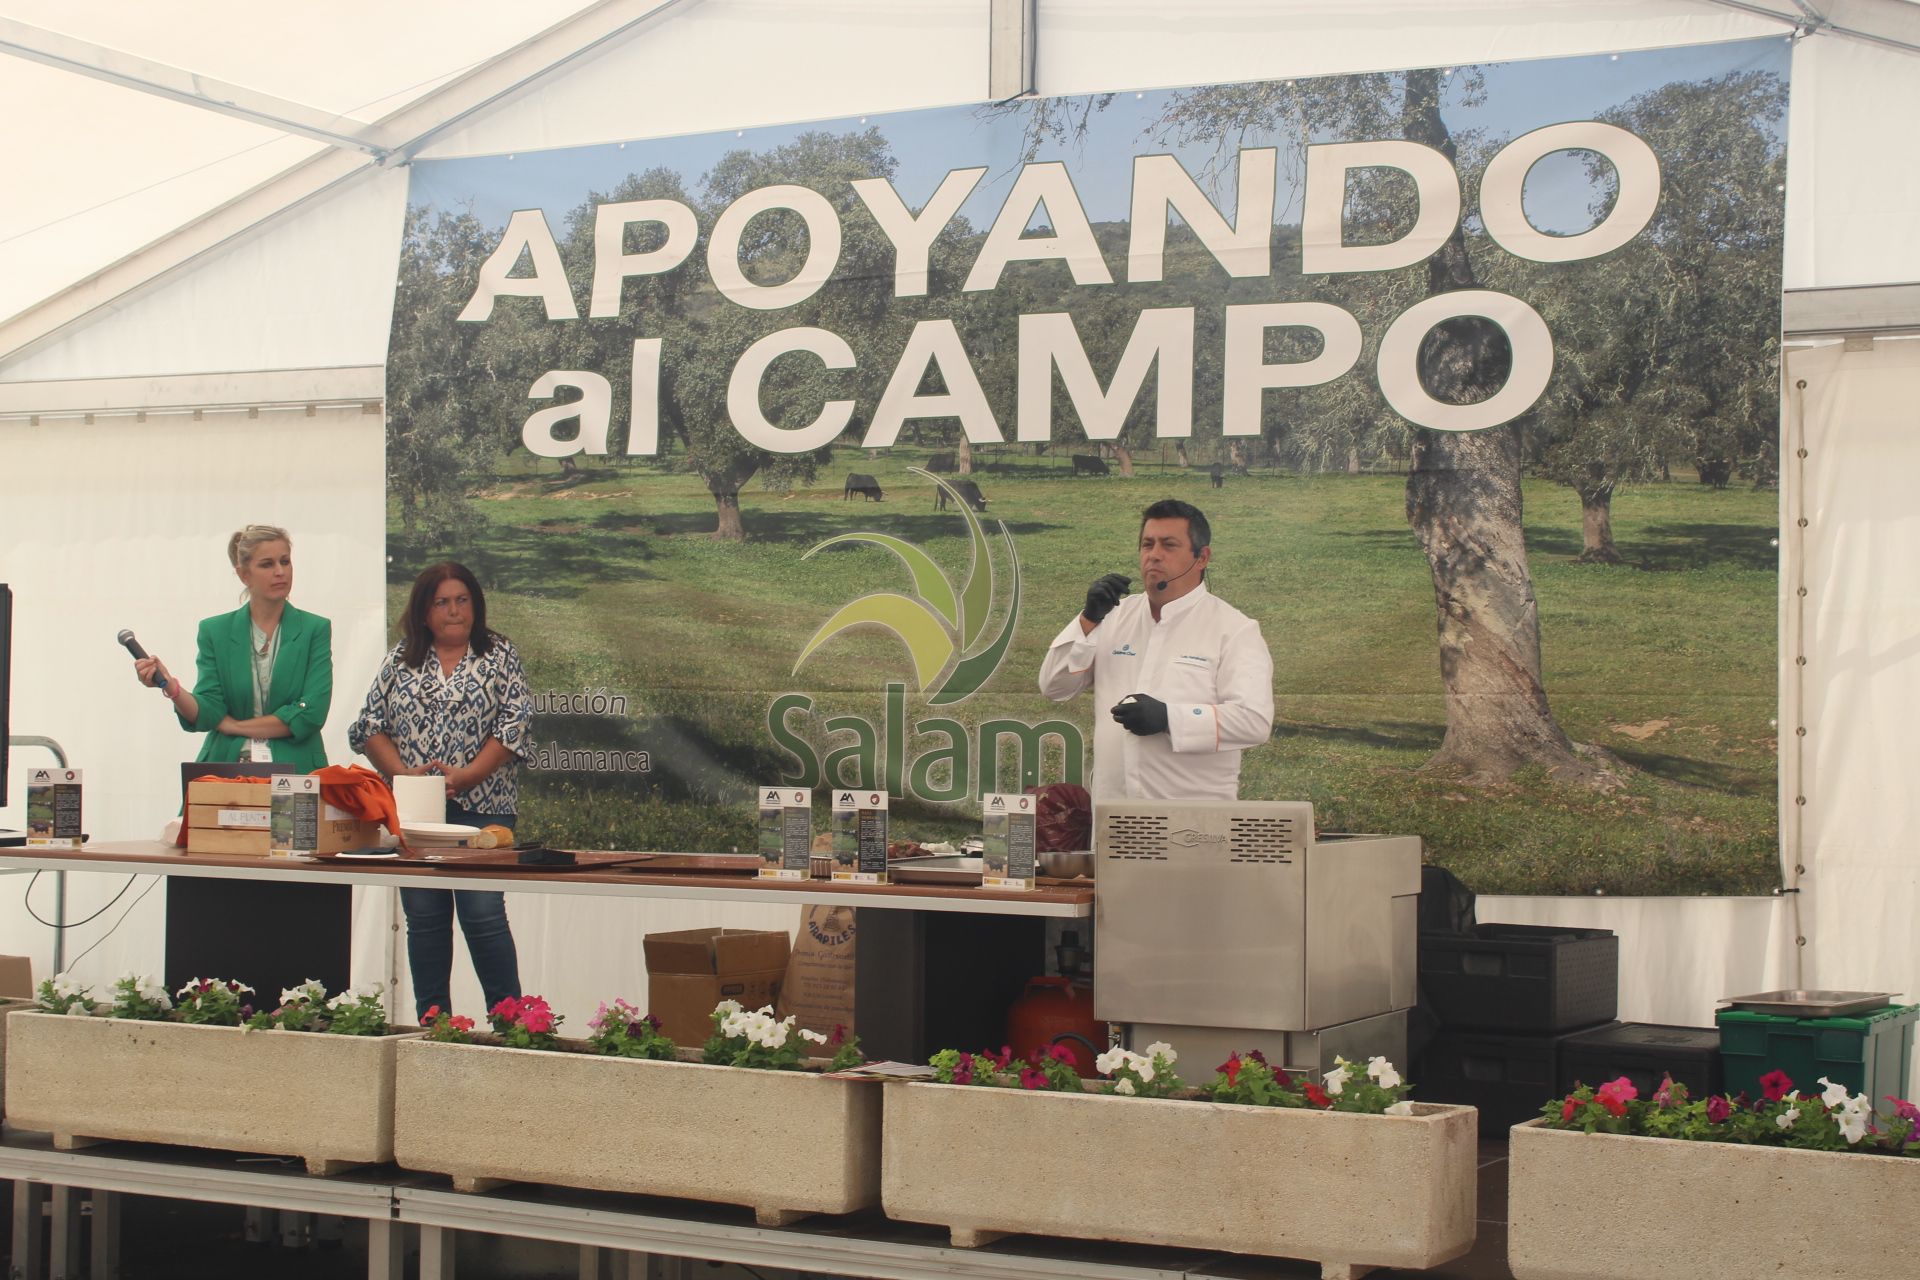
[[644, 927, 791, 1047], [0, 955, 33, 999], [187, 804, 271, 830], [186, 827, 273, 856], [270, 776, 382, 855], [186, 778, 275, 808]]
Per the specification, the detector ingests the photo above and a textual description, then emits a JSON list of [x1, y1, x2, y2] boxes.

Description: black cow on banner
[[925, 452, 957, 473], [934, 479, 988, 512], [1071, 454, 1110, 476], [844, 473, 884, 501]]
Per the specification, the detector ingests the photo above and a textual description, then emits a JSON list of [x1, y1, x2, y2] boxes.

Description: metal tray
[[889, 855, 984, 886], [1721, 989, 1894, 1017]]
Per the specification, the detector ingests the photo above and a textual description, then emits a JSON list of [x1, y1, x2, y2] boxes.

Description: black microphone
[[118, 629, 170, 693], [1153, 557, 1204, 592]]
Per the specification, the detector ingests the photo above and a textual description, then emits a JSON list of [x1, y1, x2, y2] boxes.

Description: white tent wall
[[0, 1, 1915, 1072]]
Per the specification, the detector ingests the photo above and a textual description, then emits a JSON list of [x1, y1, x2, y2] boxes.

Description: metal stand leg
[[11, 1180, 48, 1280], [87, 1191, 120, 1280], [418, 1224, 456, 1280], [366, 1218, 404, 1280], [243, 1205, 274, 1244], [49, 1186, 83, 1280], [278, 1211, 313, 1250]]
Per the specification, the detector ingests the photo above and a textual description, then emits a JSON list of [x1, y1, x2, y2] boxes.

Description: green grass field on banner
[[385, 449, 1777, 897]]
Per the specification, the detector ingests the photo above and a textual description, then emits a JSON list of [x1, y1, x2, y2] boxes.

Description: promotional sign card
[[757, 787, 813, 879], [831, 789, 890, 884], [981, 792, 1036, 890], [25, 767, 82, 847], [270, 775, 322, 855]]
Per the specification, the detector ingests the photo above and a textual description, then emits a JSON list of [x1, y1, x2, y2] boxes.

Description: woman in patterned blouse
[[350, 562, 533, 1021]]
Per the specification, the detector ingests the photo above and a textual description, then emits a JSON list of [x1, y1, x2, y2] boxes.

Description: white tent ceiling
[[2, 0, 1918, 345]]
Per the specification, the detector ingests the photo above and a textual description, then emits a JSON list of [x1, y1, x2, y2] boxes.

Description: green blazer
[[176, 603, 333, 773]]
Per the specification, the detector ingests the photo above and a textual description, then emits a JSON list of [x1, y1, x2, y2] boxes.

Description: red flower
[[1887, 1096, 1920, 1123], [828, 1023, 847, 1046], [1562, 1096, 1579, 1122], [1706, 1095, 1731, 1123], [491, 996, 521, 1023], [449, 1015, 474, 1032], [1303, 1081, 1333, 1109], [987, 1045, 1012, 1069], [1048, 1043, 1079, 1067], [1246, 1049, 1269, 1067], [517, 996, 555, 1034], [952, 1052, 975, 1086], [421, 1005, 443, 1025], [1760, 1070, 1794, 1102], [1019, 1066, 1048, 1090], [1217, 1053, 1243, 1087]]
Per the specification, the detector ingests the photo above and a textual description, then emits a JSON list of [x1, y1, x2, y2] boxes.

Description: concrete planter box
[[1510, 1118, 1920, 1280], [0, 1000, 36, 1117], [394, 1039, 882, 1224], [2, 1011, 412, 1172], [883, 1083, 1476, 1279]]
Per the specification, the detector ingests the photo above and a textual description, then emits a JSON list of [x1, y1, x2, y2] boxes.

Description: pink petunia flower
[[1760, 1070, 1794, 1102]]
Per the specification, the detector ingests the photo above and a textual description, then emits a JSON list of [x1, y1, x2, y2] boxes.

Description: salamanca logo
[[769, 471, 1085, 804]]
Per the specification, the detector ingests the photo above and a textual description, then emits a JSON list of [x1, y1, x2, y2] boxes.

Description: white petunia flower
[[1095, 1047, 1126, 1076], [799, 1028, 828, 1044], [1367, 1056, 1403, 1090], [52, 974, 82, 997], [1818, 1077, 1851, 1108], [1324, 1065, 1349, 1096], [1135, 1055, 1156, 1083], [1837, 1097, 1871, 1144], [1145, 1041, 1176, 1064], [714, 999, 743, 1017], [1385, 1101, 1415, 1116], [1776, 1107, 1800, 1131], [64, 1003, 91, 1017], [1114, 1078, 1136, 1096]]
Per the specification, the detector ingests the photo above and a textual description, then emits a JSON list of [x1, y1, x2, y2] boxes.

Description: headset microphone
[[1153, 557, 1204, 592]]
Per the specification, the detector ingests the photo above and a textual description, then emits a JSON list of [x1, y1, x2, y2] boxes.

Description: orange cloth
[[312, 764, 403, 836]]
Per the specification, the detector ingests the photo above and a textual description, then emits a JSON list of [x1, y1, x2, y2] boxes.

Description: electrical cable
[[21, 869, 142, 928], [59, 876, 164, 975]]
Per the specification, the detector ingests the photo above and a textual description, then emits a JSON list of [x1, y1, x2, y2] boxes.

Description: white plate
[[401, 822, 482, 839], [333, 850, 400, 860]]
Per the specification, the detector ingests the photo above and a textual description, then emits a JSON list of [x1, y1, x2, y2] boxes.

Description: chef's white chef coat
[[1037, 582, 1274, 801]]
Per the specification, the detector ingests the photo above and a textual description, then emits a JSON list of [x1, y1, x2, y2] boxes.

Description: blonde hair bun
[[228, 524, 291, 567]]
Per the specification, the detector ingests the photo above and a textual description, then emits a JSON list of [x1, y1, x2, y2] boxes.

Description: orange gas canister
[[1004, 976, 1105, 1078]]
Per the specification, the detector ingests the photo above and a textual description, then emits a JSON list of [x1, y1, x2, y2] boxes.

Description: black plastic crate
[[1419, 924, 1618, 1032], [1414, 1023, 1615, 1137], [1557, 1022, 1722, 1099]]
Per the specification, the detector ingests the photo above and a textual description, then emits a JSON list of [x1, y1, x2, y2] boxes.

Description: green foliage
[[488, 995, 563, 1050], [174, 978, 253, 1026], [928, 1043, 1080, 1090], [101, 973, 171, 1022], [35, 974, 94, 1016], [421, 1006, 478, 1043], [1204, 1050, 1413, 1114], [700, 1000, 806, 1070], [1543, 1072, 1920, 1157], [1096, 1042, 1186, 1098], [585, 999, 679, 1060], [323, 987, 394, 1037]]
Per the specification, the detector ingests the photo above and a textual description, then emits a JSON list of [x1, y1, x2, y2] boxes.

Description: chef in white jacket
[[1038, 499, 1275, 801]]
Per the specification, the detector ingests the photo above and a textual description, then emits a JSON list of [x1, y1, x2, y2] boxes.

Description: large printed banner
[[387, 38, 1787, 895]]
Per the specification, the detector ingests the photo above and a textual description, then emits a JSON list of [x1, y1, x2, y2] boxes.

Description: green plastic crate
[[1716, 1004, 1916, 1103]]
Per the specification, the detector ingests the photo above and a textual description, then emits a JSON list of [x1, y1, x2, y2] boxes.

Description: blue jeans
[[401, 806, 522, 1022]]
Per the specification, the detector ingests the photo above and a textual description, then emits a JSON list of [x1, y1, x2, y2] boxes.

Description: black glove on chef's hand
[[1111, 693, 1170, 737], [1083, 573, 1132, 626]]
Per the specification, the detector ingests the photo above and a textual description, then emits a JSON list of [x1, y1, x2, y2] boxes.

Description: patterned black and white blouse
[[348, 637, 533, 816]]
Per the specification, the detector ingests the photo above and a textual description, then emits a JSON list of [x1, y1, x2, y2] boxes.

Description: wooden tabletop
[[0, 841, 1095, 918]]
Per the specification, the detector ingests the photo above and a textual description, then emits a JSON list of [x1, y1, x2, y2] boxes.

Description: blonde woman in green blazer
[[133, 525, 333, 774]]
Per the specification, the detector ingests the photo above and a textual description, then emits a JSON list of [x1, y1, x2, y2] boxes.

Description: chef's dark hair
[[1140, 499, 1212, 554], [399, 561, 502, 669]]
